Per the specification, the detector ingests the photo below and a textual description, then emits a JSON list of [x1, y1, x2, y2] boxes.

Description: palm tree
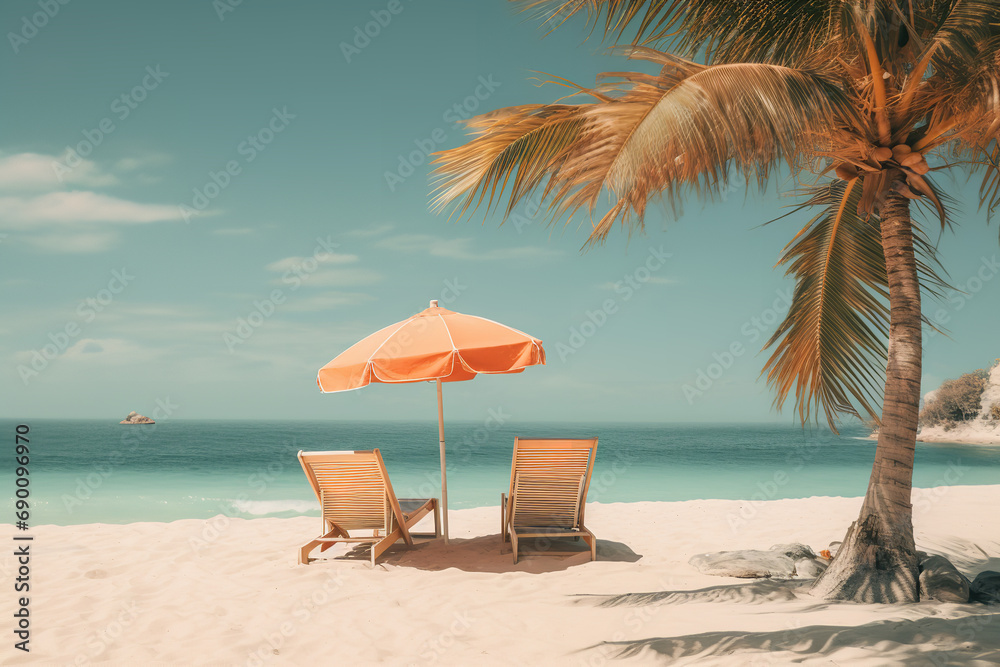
[[432, 0, 1000, 603]]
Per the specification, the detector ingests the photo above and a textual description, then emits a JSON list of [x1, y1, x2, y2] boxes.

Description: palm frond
[[515, 0, 854, 66], [925, 0, 1000, 73], [430, 104, 587, 219], [911, 216, 953, 301], [978, 140, 1000, 219], [899, 2, 1000, 124], [432, 58, 853, 244], [762, 174, 955, 429], [763, 178, 890, 430]]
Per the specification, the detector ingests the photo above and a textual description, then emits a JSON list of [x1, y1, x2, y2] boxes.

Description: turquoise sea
[[3, 419, 999, 526]]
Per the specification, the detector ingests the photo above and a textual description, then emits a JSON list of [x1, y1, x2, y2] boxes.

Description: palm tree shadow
[[572, 579, 814, 608], [922, 537, 1000, 576], [585, 616, 1000, 664]]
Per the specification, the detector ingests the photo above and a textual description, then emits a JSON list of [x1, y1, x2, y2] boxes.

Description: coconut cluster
[[833, 144, 930, 199]]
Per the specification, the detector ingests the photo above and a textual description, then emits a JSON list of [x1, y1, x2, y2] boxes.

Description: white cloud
[[14, 337, 150, 365], [61, 338, 151, 363], [111, 305, 197, 319], [114, 154, 170, 172], [282, 292, 372, 312], [274, 267, 383, 288], [598, 276, 678, 290], [0, 151, 118, 190], [265, 253, 359, 273], [211, 227, 255, 236], [265, 253, 380, 288], [209, 291, 259, 301], [0, 191, 184, 228], [375, 234, 562, 261], [0, 149, 185, 254], [345, 223, 395, 238], [21, 231, 119, 253]]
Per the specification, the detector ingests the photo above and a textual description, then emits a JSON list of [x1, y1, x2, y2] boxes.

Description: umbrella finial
[[430, 299, 439, 308]]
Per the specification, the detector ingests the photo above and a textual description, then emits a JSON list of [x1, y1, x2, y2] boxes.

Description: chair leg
[[434, 501, 441, 538], [309, 527, 349, 555], [299, 539, 322, 565], [500, 493, 506, 540], [500, 493, 512, 544], [370, 527, 403, 566], [584, 531, 596, 561], [511, 531, 518, 564]]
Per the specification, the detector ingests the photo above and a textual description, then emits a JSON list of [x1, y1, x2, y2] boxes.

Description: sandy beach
[[917, 424, 1000, 446], [3, 485, 998, 666]]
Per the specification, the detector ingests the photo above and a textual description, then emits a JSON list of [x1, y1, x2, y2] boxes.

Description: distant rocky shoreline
[[869, 361, 1000, 445], [918, 361, 1000, 445]]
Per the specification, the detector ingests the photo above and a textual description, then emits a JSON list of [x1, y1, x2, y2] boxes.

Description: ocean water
[[3, 419, 998, 526]]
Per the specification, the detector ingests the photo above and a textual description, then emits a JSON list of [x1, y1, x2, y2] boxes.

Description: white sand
[[917, 422, 1000, 445], [3, 486, 998, 666]]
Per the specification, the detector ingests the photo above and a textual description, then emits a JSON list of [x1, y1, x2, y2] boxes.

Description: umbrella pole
[[436, 378, 449, 543]]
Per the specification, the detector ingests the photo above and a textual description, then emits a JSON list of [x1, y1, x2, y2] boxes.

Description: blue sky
[[2, 0, 998, 423]]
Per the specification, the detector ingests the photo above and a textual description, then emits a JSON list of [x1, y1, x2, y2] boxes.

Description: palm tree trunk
[[811, 189, 921, 603]]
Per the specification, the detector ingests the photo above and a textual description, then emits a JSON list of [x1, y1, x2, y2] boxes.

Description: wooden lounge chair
[[297, 449, 440, 566], [500, 437, 598, 564]]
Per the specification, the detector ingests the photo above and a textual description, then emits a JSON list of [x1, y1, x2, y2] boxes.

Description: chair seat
[[509, 525, 583, 533], [398, 498, 435, 516]]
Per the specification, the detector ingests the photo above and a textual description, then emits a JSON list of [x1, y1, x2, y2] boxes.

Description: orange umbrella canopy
[[316, 301, 545, 541], [317, 302, 545, 392]]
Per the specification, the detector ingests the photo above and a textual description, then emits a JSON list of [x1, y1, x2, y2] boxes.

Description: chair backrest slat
[[508, 438, 597, 530], [299, 450, 392, 531]]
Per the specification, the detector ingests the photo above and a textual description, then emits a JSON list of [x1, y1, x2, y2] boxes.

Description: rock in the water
[[770, 543, 818, 561], [970, 571, 1000, 603], [120, 411, 155, 425], [919, 555, 970, 603], [794, 558, 828, 578], [689, 550, 796, 578]]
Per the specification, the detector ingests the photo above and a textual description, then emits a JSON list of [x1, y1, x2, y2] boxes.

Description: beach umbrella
[[317, 300, 546, 541]]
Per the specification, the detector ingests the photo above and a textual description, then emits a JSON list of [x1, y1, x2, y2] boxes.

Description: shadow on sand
[[583, 615, 1000, 665], [572, 579, 813, 607], [308, 533, 642, 574], [923, 536, 1000, 576]]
